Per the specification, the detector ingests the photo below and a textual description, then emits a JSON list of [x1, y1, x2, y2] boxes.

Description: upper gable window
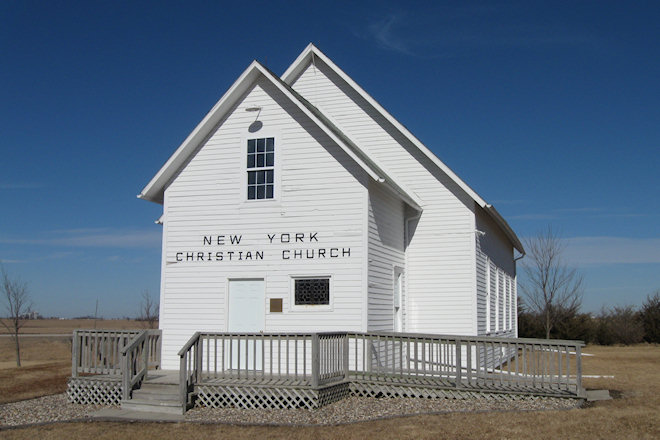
[[247, 137, 274, 200]]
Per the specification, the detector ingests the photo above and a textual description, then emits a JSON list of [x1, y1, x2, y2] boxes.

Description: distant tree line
[[518, 291, 660, 344]]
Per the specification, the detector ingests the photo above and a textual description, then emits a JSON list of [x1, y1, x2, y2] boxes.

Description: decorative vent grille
[[294, 279, 329, 305]]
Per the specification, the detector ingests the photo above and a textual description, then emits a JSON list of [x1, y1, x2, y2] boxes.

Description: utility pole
[[93, 298, 99, 329]]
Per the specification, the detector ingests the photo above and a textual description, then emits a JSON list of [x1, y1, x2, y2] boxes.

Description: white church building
[[139, 44, 525, 370]]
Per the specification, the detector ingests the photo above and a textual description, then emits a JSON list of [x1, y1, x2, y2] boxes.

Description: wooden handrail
[[121, 330, 149, 401], [74, 329, 142, 334], [145, 329, 162, 370], [345, 332, 583, 395], [120, 330, 148, 355], [178, 332, 201, 412], [171, 330, 585, 412], [70, 328, 161, 402], [178, 332, 201, 356], [362, 330, 585, 347], [71, 329, 140, 377]]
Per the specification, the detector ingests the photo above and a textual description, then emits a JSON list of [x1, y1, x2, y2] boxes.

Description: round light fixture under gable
[[246, 106, 263, 132], [248, 121, 263, 132]]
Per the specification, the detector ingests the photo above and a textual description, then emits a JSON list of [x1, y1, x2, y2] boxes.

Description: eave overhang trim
[[484, 204, 525, 254], [138, 60, 422, 212], [283, 43, 522, 253]]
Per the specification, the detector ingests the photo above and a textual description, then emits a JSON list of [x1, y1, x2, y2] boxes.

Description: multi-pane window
[[294, 278, 330, 305], [495, 268, 500, 332], [486, 259, 491, 333], [490, 261, 497, 332], [498, 268, 504, 331], [504, 278, 508, 331], [247, 137, 274, 200]]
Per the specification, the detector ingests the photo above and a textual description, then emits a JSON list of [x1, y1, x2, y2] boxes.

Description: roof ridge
[[139, 59, 422, 212], [281, 45, 524, 254]]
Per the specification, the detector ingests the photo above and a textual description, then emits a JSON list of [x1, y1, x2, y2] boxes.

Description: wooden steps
[[121, 382, 182, 415]]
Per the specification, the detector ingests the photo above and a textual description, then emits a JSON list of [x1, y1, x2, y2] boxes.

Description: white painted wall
[[159, 77, 369, 369], [291, 59, 478, 335], [475, 207, 516, 337], [367, 180, 406, 331], [155, 53, 519, 369]]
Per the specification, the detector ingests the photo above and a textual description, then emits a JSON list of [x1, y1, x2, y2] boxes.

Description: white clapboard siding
[[475, 208, 516, 337], [159, 77, 369, 369], [291, 58, 477, 335], [367, 180, 406, 331]]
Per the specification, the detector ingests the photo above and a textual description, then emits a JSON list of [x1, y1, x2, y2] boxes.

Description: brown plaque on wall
[[270, 298, 283, 313]]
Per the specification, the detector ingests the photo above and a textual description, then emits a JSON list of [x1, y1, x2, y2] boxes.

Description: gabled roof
[[138, 61, 422, 211], [282, 44, 524, 254]]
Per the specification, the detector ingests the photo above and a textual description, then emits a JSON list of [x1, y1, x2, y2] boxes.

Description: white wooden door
[[228, 279, 265, 370]]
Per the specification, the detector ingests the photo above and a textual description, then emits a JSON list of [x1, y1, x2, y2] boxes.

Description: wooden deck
[[67, 330, 586, 410]]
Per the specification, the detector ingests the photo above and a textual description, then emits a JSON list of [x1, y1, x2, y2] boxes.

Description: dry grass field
[[0, 336, 71, 403], [0, 322, 658, 439], [0, 319, 146, 404], [0, 318, 147, 335]]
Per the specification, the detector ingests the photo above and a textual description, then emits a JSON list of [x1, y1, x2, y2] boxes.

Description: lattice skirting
[[66, 377, 579, 409], [349, 381, 556, 401], [67, 377, 122, 405], [194, 382, 350, 410]]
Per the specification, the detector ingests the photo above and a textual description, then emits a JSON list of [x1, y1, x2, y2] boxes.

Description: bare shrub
[[639, 291, 660, 343], [519, 227, 583, 339], [137, 289, 159, 329], [553, 312, 597, 343], [1, 266, 31, 366], [596, 306, 644, 345]]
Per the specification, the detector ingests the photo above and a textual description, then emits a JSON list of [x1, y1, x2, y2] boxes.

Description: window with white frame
[[498, 268, 504, 331], [486, 258, 491, 333], [512, 280, 517, 332], [247, 137, 274, 200], [490, 260, 497, 332], [510, 277, 516, 330], [294, 278, 330, 305], [502, 272, 509, 330], [495, 268, 500, 332]]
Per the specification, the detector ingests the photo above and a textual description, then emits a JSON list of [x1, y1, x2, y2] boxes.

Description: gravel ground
[[0, 394, 103, 427], [185, 395, 581, 425], [0, 394, 581, 428]]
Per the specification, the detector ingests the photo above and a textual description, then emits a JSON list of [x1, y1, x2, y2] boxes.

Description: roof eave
[[138, 61, 264, 204], [281, 42, 317, 85], [484, 204, 525, 255], [262, 64, 423, 211], [282, 43, 486, 207], [282, 44, 488, 206], [138, 58, 421, 211], [267, 68, 423, 210], [284, 44, 522, 252]]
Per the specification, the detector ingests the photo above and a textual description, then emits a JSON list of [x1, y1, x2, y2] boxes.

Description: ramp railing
[[173, 331, 584, 411], [347, 332, 584, 396]]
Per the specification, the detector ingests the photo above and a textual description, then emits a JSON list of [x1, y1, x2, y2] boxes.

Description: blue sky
[[1, 1, 658, 318]]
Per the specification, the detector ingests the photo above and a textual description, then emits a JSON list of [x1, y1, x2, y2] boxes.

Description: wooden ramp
[[68, 330, 586, 412]]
